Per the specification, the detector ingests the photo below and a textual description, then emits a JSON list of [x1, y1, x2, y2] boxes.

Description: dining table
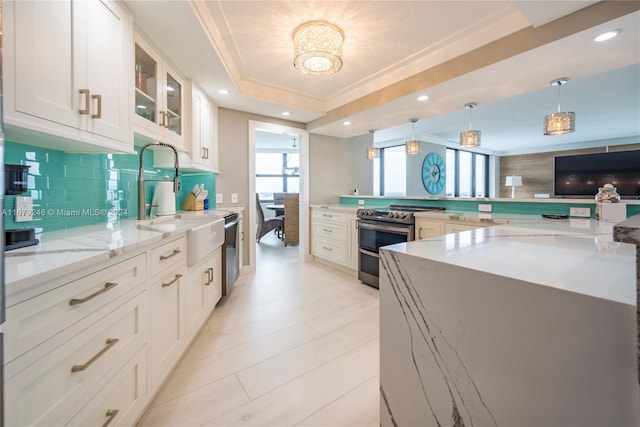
[[265, 204, 285, 217]]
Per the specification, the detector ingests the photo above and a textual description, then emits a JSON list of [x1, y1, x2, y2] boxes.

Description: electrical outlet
[[231, 193, 238, 203], [358, 199, 365, 206], [569, 207, 591, 218], [216, 193, 223, 203], [15, 196, 33, 222], [478, 203, 492, 212]]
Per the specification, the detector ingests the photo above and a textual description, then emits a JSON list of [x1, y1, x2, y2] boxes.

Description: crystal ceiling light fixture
[[460, 102, 481, 148], [366, 129, 379, 160], [544, 77, 575, 135], [293, 20, 344, 76], [405, 118, 420, 155]]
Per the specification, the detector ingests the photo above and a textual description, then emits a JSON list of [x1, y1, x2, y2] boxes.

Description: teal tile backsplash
[[4, 141, 216, 232]]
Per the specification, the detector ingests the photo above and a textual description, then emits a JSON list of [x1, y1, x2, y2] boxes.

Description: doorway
[[247, 120, 309, 273]]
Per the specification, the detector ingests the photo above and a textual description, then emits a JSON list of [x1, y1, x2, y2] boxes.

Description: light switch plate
[[478, 204, 492, 212], [231, 193, 238, 203], [569, 207, 591, 217], [15, 196, 33, 222], [358, 199, 365, 205], [216, 193, 223, 203]]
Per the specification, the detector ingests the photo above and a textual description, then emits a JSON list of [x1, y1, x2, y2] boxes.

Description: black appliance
[[357, 205, 445, 288], [554, 150, 640, 198], [221, 211, 240, 298]]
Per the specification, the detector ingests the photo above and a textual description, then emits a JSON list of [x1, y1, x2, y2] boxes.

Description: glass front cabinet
[[134, 33, 184, 148]]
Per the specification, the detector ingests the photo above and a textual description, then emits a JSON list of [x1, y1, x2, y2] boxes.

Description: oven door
[[358, 220, 414, 252], [358, 248, 381, 288]]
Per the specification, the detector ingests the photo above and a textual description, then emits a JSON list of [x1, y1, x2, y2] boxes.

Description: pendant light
[[544, 77, 575, 135], [405, 118, 420, 155], [292, 137, 298, 148], [366, 129, 379, 159], [459, 102, 481, 148]]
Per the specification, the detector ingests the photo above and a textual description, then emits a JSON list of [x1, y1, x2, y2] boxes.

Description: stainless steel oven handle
[[358, 221, 412, 235], [359, 248, 379, 258]]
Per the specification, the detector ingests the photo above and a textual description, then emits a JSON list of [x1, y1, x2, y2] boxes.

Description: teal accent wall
[[339, 196, 640, 218], [4, 141, 216, 232]]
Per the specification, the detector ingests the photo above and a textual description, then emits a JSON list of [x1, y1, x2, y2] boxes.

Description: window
[[446, 148, 488, 197], [256, 152, 299, 201], [373, 145, 406, 196]]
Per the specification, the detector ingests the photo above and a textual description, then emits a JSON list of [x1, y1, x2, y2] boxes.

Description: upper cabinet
[[134, 34, 184, 149], [3, 0, 134, 153], [185, 80, 219, 172]]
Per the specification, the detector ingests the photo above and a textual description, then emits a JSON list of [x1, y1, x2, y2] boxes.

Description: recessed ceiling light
[[417, 95, 429, 101], [282, 111, 291, 116], [218, 89, 230, 95], [343, 121, 351, 126], [594, 30, 621, 42]]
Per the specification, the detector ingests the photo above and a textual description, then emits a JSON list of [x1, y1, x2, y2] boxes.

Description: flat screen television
[[554, 150, 640, 199]]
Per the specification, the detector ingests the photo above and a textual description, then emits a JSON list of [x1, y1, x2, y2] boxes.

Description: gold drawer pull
[[103, 409, 119, 427], [162, 273, 183, 288], [70, 282, 118, 306], [91, 94, 102, 119], [79, 89, 90, 114], [205, 267, 214, 286], [160, 248, 182, 260], [71, 338, 119, 372]]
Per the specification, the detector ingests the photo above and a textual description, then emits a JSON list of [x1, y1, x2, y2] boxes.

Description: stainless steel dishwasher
[[221, 211, 240, 297]]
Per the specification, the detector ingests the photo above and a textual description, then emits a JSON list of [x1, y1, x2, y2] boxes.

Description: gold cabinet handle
[[205, 267, 214, 286], [91, 94, 102, 119], [160, 248, 181, 260], [158, 109, 165, 127], [203, 147, 209, 159], [164, 111, 170, 128], [418, 228, 423, 240], [69, 282, 118, 306], [162, 273, 183, 288], [71, 338, 119, 372], [79, 89, 90, 114], [103, 409, 119, 427]]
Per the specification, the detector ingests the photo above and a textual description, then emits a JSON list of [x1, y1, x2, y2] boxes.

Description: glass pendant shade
[[405, 118, 420, 155], [544, 112, 575, 135], [405, 140, 420, 155], [293, 21, 344, 76], [366, 129, 378, 159], [460, 130, 481, 147], [460, 102, 481, 147], [544, 78, 575, 135]]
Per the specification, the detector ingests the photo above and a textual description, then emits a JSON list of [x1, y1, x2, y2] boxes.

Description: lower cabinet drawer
[[312, 237, 347, 265], [5, 290, 148, 427], [312, 221, 347, 243], [150, 237, 186, 277], [67, 346, 148, 427]]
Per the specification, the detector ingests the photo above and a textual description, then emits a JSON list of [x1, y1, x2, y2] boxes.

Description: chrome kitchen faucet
[[138, 142, 180, 220]]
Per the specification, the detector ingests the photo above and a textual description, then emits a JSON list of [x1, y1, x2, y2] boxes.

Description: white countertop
[[4, 210, 232, 302], [310, 204, 359, 212], [383, 217, 636, 306]]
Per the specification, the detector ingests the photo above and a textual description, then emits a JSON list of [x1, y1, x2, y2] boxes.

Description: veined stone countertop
[[384, 217, 636, 306], [4, 210, 232, 305], [309, 204, 359, 213]]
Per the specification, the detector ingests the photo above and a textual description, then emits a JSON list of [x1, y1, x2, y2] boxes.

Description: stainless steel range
[[357, 205, 445, 288]]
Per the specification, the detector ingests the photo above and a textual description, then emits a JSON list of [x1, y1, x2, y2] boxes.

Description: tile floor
[[138, 231, 380, 426]]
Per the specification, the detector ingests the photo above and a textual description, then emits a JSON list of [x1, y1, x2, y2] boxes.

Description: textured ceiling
[[125, 0, 639, 154]]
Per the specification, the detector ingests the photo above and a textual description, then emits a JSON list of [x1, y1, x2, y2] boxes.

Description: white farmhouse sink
[[180, 217, 224, 266]]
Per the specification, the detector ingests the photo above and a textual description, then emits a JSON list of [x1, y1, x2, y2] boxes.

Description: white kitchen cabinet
[[5, 289, 148, 427], [134, 33, 185, 148], [186, 247, 222, 341], [347, 214, 359, 270], [311, 208, 356, 271], [3, 0, 133, 152], [186, 79, 219, 171], [150, 266, 186, 388], [415, 218, 445, 239], [67, 346, 148, 427], [443, 221, 488, 235]]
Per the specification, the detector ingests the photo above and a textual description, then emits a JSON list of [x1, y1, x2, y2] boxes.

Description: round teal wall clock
[[422, 152, 445, 195]]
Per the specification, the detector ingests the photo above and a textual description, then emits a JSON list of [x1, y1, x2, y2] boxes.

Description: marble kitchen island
[[380, 218, 639, 426]]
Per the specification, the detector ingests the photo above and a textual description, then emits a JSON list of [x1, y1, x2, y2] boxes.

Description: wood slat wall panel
[[500, 143, 640, 198]]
